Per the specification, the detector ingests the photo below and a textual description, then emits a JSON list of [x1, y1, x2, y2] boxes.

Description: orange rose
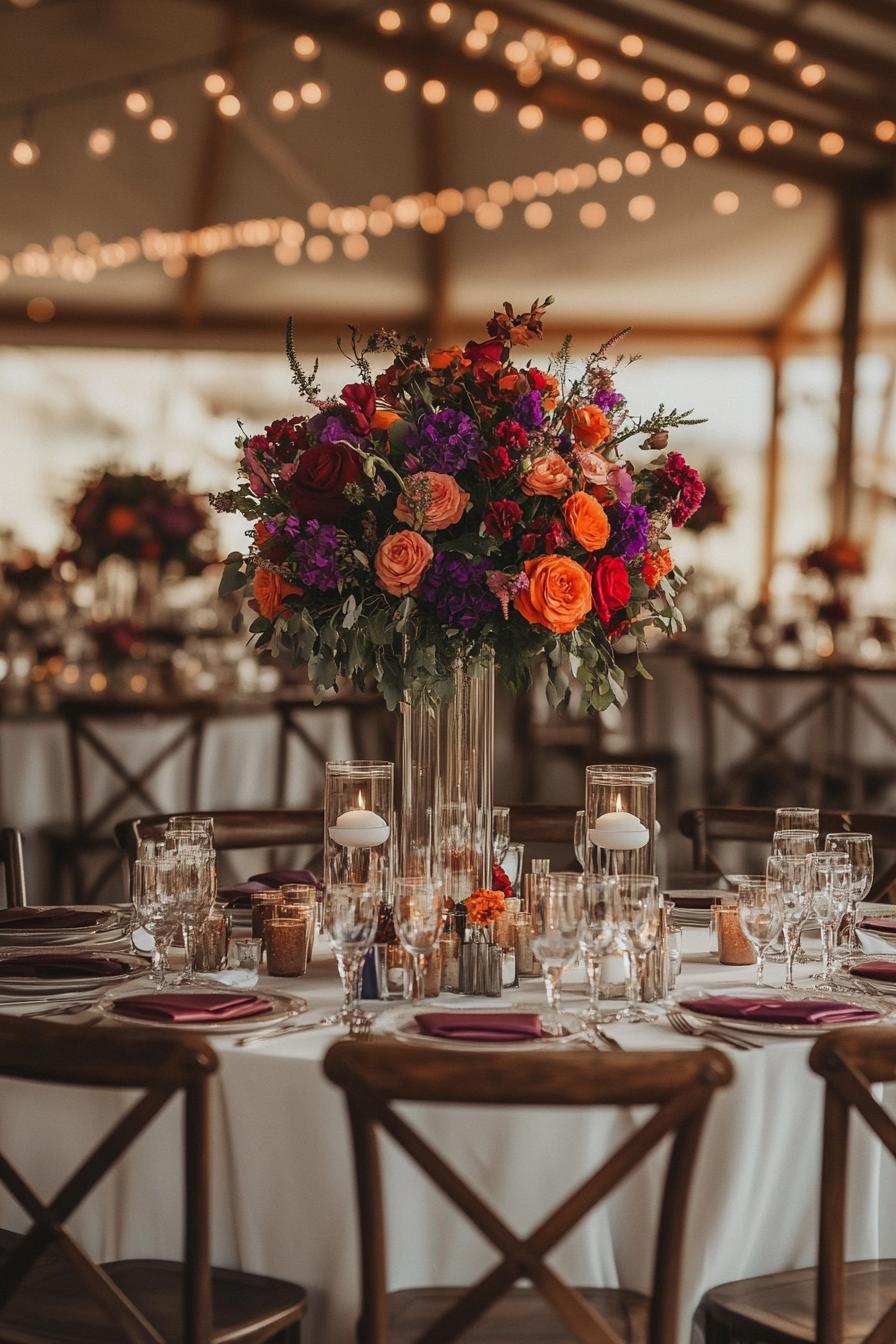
[[253, 569, 302, 620], [562, 491, 610, 552], [522, 452, 573, 499], [514, 555, 593, 633], [106, 506, 138, 537], [371, 409, 400, 431], [429, 345, 470, 372], [375, 530, 433, 596], [642, 548, 673, 588], [538, 373, 560, 410], [566, 404, 611, 449], [394, 472, 470, 531]]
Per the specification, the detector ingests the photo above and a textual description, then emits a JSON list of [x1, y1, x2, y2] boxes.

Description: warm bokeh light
[[512, 174, 537, 201], [768, 119, 794, 144], [217, 94, 242, 118], [11, 137, 39, 166], [473, 88, 499, 112], [504, 39, 528, 64], [876, 119, 896, 142], [515, 61, 542, 87], [162, 254, 187, 278], [550, 41, 576, 68], [619, 34, 643, 57], [713, 190, 740, 215], [393, 196, 421, 226], [579, 201, 607, 228], [666, 88, 690, 112], [628, 194, 655, 221], [738, 124, 764, 151], [203, 71, 231, 97], [704, 101, 729, 126], [293, 34, 320, 60], [300, 81, 325, 106], [642, 122, 668, 147], [271, 89, 297, 114], [661, 141, 687, 167], [693, 132, 720, 157], [124, 89, 153, 118], [367, 209, 394, 236], [306, 234, 334, 262], [577, 58, 601, 80], [582, 115, 608, 141], [625, 150, 651, 175], [464, 29, 488, 52], [533, 170, 557, 196], [772, 181, 802, 208], [422, 79, 447, 103], [819, 131, 844, 155], [475, 9, 498, 32], [598, 156, 623, 182], [475, 201, 503, 229], [429, 2, 452, 23], [488, 178, 514, 204], [436, 187, 464, 214], [800, 63, 826, 86], [378, 9, 401, 32], [343, 234, 370, 259], [523, 201, 552, 228], [518, 103, 544, 129], [574, 161, 598, 187], [149, 116, 176, 141], [726, 73, 751, 96], [773, 38, 799, 62], [384, 69, 407, 92], [554, 167, 578, 193], [26, 297, 55, 322], [642, 77, 666, 101], [87, 127, 115, 158]]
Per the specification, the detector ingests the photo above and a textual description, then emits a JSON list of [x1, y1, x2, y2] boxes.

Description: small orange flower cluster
[[642, 548, 673, 589], [465, 888, 507, 926]]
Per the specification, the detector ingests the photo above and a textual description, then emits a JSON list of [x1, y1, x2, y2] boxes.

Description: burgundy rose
[[590, 555, 632, 625], [479, 445, 512, 480], [492, 862, 513, 902], [494, 419, 528, 452], [543, 518, 570, 554], [341, 383, 376, 431], [287, 443, 362, 522], [521, 532, 540, 555], [483, 499, 522, 540], [266, 417, 306, 458]]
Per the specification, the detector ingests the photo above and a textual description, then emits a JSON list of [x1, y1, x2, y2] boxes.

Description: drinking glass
[[824, 833, 873, 954], [574, 810, 586, 870], [775, 807, 820, 833], [766, 855, 810, 989], [166, 819, 214, 855], [393, 877, 444, 1003], [169, 814, 215, 843], [737, 878, 783, 986], [772, 829, 818, 858], [531, 873, 584, 1033], [492, 808, 510, 867], [578, 875, 619, 1023], [325, 884, 378, 1033], [811, 852, 851, 990], [175, 847, 216, 984], [132, 856, 179, 989], [615, 875, 660, 1022]]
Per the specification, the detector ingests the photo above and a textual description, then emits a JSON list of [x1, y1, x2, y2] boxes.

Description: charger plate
[[0, 906, 125, 947], [97, 986, 306, 1034], [381, 1006, 588, 1051], [677, 985, 890, 1038], [0, 948, 146, 996]]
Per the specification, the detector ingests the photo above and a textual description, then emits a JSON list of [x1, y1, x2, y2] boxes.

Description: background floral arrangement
[[69, 468, 216, 572], [215, 298, 705, 711]]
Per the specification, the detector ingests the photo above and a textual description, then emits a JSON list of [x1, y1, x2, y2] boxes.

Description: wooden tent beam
[[832, 194, 867, 537], [775, 232, 840, 346], [760, 350, 784, 600]]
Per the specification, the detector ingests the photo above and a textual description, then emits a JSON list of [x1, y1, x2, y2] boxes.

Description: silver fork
[[666, 1009, 757, 1052], [585, 1024, 623, 1051]]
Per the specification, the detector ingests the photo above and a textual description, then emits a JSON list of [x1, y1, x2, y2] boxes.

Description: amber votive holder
[[193, 910, 230, 972], [280, 885, 317, 957], [266, 916, 310, 977], [251, 891, 285, 950], [715, 904, 756, 966]]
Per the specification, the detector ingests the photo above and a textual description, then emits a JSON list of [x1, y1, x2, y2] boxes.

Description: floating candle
[[328, 808, 390, 848], [589, 803, 650, 851]]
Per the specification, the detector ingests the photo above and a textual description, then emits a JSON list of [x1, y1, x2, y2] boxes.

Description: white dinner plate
[[381, 1006, 588, 1051], [677, 986, 890, 1038], [97, 987, 306, 1034], [0, 948, 147, 996], [0, 906, 125, 947]]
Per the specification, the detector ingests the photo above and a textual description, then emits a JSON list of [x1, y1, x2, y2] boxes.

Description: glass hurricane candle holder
[[267, 915, 311, 977], [324, 761, 393, 899], [585, 765, 656, 879]]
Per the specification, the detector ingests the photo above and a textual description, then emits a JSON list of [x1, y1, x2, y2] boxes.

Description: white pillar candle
[[328, 809, 390, 848], [588, 810, 650, 851]]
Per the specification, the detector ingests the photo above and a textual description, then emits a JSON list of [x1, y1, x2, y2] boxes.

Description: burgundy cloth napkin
[[0, 954, 132, 980], [680, 995, 878, 1024], [0, 907, 107, 930], [415, 1012, 543, 1042], [248, 869, 319, 889], [858, 917, 896, 934], [111, 992, 272, 1023], [848, 961, 896, 984], [217, 881, 270, 909]]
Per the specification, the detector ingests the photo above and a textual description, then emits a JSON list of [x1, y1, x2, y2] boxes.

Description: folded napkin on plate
[[848, 961, 896, 984], [111, 992, 272, 1023], [680, 995, 878, 1024], [0, 954, 132, 979], [0, 907, 107, 930], [858, 917, 896, 934], [217, 881, 271, 909], [415, 1011, 543, 1042], [248, 869, 319, 889]]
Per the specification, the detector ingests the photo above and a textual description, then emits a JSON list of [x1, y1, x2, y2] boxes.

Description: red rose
[[341, 383, 376, 431], [492, 862, 513, 902], [287, 443, 362, 521], [494, 419, 529, 452], [479, 445, 512, 480], [265, 417, 305, 457], [591, 555, 632, 625], [483, 499, 522, 540], [464, 337, 505, 381]]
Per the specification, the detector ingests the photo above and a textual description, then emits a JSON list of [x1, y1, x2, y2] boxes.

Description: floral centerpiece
[[68, 469, 216, 573], [214, 298, 704, 711]]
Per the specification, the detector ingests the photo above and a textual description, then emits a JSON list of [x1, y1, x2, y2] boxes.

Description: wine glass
[[492, 807, 510, 867], [531, 873, 584, 1034], [775, 807, 820, 833], [325, 884, 378, 1034], [132, 857, 179, 989], [766, 855, 810, 990], [393, 877, 443, 1003], [578, 876, 619, 1023], [574, 810, 586, 870], [772, 829, 818, 858], [824, 833, 873, 955], [737, 877, 783, 986], [615, 875, 660, 1022], [811, 852, 851, 990], [175, 847, 216, 985]]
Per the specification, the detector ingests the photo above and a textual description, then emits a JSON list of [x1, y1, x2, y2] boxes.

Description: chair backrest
[[0, 1017, 218, 1343], [115, 808, 325, 870], [0, 829, 26, 908], [679, 806, 896, 899], [324, 1039, 732, 1344], [810, 1027, 896, 1344], [507, 804, 578, 847]]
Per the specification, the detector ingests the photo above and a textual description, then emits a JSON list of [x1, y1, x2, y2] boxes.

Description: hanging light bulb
[[10, 136, 39, 166], [203, 70, 232, 96], [217, 93, 242, 118], [293, 34, 320, 60], [149, 116, 176, 141]]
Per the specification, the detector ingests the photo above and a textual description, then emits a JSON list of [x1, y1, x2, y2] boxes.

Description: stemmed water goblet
[[811, 852, 851, 990], [615, 875, 660, 1022], [132, 856, 179, 989], [772, 830, 819, 963], [531, 873, 584, 1034], [325, 884, 378, 1035], [172, 845, 216, 984], [737, 877, 783, 986], [492, 808, 510, 867], [393, 877, 444, 1003], [766, 855, 810, 989], [578, 876, 619, 1023], [824, 832, 873, 956]]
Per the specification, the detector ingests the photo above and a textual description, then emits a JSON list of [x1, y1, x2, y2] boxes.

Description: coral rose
[[375, 530, 433, 596], [394, 472, 470, 531], [253, 569, 302, 620], [522, 452, 573, 499], [566, 404, 611, 449], [562, 491, 610, 552], [513, 555, 593, 633]]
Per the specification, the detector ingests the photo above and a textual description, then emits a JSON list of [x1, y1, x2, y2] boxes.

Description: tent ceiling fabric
[[1, 0, 894, 349]]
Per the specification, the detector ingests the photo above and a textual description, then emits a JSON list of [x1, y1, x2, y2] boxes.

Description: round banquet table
[[0, 928, 893, 1344]]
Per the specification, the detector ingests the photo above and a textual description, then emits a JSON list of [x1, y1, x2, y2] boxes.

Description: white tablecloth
[[0, 931, 893, 1344]]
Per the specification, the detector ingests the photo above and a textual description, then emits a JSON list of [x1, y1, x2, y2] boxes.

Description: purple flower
[[605, 503, 649, 560], [420, 552, 499, 630], [513, 390, 544, 430], [291, 519, 343, 591], [308, 412, 363, 448], [595, 388, 624, 413], [406, 409, 485, 474]]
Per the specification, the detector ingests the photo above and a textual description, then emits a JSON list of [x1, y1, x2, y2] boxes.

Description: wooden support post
[[831, 196, 866, 538], [761, 348, 784, 601]]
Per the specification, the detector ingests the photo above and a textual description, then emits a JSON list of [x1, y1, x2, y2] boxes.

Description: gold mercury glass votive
[[266, 916, 310, 977], [715, 904, 757, 966], [250, 891, 285, 949], [280, 885, 317, 956], [193, 910, 230, 972]]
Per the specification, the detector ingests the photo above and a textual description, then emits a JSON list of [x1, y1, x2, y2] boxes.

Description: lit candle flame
[[615, 793, 623, 813], [356, 790, 365, 809]]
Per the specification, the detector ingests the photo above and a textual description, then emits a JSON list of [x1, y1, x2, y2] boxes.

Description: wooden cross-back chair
[[0, 828, 26, 908], [678, 807, 896, 900], [47, 697, 214, 903], [115, 809, 325, 880], [0, 1016, 306, 1343], [274, 690, 396, 807], [701, 1026, 896, 1344], [324, 1039, 732, 1344]]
